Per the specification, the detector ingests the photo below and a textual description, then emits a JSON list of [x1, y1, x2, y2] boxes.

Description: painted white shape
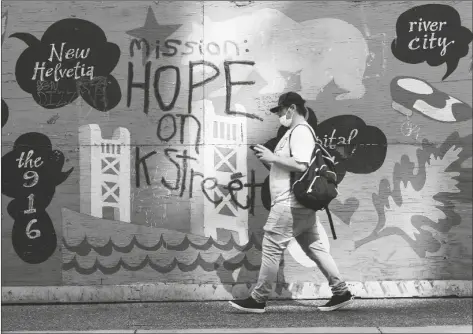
[[377, 145, 461, 241], [380, 281, 402, 297], [1, 11, 7, 45], [287, 217, 330, 268], [79, 124, 131, 223], [231, 268, 241, 282], [287, 239, 316, 268], [202, 102, 249, 245], [188, 100, 207, 237], [182, 8, 368, 100], [364, 281, 385, 297], [397, 78, 434, 95], [391, 101, 413, 117], [398, 280, 419, 296], [414, 97, 460, 122], [461, 157, 472, 169]]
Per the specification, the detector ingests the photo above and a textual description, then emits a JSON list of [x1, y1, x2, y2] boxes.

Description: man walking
[[229, 92, 354, 313]]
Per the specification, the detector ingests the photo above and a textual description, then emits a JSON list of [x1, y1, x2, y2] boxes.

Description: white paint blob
[[398, 78, 433, 94]]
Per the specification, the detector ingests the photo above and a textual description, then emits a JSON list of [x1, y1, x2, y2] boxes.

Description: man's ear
[[289, 105, 296, 115]]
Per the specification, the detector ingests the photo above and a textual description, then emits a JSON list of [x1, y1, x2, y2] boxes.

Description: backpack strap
[[288, 124, 338, 240], [287, 124, 316, 184], [288, 123, 335, 160], [325, 207, 337, 240], [287, 123, 317, 157]]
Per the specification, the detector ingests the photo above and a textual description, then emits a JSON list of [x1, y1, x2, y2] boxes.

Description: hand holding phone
[[250, 145, 265, 152]]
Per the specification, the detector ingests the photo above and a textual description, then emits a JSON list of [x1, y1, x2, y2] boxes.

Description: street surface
[[1, 298, 472, 333]]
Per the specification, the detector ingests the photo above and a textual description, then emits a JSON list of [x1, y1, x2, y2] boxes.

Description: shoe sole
[[318, 296, 354, 312], [228, 301, 266, 313]]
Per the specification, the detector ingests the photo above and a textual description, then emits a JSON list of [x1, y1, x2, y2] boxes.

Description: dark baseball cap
[[270, 92, 308, 114]]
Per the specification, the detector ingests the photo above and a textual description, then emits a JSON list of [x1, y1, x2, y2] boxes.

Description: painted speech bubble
[[1, 99, 8, 128], [2, 132, 73, 263], [11, 18, 121, 111], [391, 4, 473, 80], [260, 112, 387, 211]]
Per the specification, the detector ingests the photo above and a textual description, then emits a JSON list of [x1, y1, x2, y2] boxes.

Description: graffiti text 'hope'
[[127, 59, 261, 120]]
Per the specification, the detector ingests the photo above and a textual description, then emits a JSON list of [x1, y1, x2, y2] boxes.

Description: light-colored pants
[[251, 203, 348, 303]]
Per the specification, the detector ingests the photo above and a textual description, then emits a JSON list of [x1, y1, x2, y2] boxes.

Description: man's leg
[[229, 204, 293, 313], [251, 230, 291, 303], [295, 220, 354, 311]]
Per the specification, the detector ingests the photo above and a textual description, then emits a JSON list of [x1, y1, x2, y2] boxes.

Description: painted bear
[[181, 8, 369, 101]]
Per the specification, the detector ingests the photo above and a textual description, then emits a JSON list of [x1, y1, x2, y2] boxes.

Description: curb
[[2, 326, 473, 333], [2, 280, 472, 304]]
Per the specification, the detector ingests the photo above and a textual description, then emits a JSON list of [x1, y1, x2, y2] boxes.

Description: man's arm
[[276, 125, 315, 173], [272, 156, 308, 173]]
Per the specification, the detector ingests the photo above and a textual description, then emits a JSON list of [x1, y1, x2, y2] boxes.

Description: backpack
[[288, 124, 339, 239]]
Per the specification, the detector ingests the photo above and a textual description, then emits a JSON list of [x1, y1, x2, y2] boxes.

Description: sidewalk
[[2, 328, 472, 333], [2, 298, 472, 333]]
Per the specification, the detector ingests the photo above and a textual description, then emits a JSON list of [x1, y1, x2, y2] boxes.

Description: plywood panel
[[1, 1, 471, 288]]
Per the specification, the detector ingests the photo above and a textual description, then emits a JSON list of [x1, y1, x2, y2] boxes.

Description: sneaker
[[318, 291, 354, 312], [228, 297, 266, 313]]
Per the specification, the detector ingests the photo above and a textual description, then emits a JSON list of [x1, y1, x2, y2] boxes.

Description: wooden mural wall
[[1, 1, 472, 289]]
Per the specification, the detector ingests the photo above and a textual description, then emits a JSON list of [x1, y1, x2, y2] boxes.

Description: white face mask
[[279, 109, 293, 127]]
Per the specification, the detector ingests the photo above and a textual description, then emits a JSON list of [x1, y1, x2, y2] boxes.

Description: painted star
[[126, 6, 182, 61]]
